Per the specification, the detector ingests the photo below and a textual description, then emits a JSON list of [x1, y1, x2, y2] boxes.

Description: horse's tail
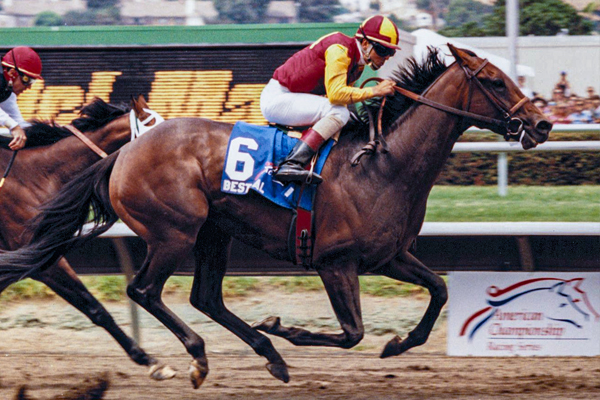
[[0, 151, 120, 288]]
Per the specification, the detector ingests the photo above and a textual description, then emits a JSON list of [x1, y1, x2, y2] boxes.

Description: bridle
[[65, 108, 165, 159], [129, 108, 165, 140], [351, 56, 530, 166], [454, 57, 529, 141]]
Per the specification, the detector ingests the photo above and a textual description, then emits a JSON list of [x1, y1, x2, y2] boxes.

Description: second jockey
[[260, 15, 400, 184], [0, 46, 43, 151]]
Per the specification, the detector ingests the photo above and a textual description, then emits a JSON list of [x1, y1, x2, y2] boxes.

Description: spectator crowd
[[521, 72, 600, 125]]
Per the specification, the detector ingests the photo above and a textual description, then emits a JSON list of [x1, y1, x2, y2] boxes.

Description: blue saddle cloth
[[221, 121, 334, 211]]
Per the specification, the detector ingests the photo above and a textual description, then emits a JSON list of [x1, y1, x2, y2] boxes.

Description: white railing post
[[498, 152, 508, 196]]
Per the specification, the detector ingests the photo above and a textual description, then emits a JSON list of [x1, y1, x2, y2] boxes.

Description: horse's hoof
[[189, 359, 209, 389], [252, 316, 281, 333], [266, 361, 290, 383], [380, 335, 403, 358], [149, 364, 177, 380]]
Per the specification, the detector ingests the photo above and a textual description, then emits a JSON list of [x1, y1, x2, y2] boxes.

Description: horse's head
[[448, 44, 552, 150], [554, 279, 600, 323]]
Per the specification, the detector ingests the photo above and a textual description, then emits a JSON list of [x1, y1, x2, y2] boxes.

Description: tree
[[213, 0, 270, 24], [93, 6, 121, 25], [35, 11, 64, 27], [483, 0, 592, 36], [438, 0, 493, 36], [63, 7, 121, 26], [439, 21, 488, 37], [416, 0, 451, 30], [416, 0, 451, 10], [443, 0, 493, 27], [87, 0, 119, 9], [298, 0, 342, 23], [63, 10, 97, 26]]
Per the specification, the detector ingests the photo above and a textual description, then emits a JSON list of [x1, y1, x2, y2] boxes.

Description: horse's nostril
[[536, 120, 552, 134]]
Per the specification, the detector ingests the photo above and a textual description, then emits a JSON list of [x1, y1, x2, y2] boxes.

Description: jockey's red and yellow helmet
[[2, 46, 43, 80], [356, 15, 401, 50]]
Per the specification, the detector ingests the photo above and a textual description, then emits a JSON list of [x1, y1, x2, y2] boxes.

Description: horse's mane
[[346, 47, 448, 137], [22, 98, 130, 148]]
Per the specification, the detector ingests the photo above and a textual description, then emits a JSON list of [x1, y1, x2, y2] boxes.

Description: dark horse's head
[[445, 44, 551, 149], [352, 45, 551, 150], [21, 98, 130, 148]]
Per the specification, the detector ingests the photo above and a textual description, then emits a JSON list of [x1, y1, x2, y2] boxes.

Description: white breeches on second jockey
[[260, 79, 349, 140]]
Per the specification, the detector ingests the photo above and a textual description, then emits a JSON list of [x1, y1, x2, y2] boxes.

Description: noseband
[[352, 58, 529, 166]]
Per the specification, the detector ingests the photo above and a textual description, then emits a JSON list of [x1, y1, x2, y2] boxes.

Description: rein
[[0, 107, 165, 190], [351, 58, 530, 166], [65, 124, 108, 158], [66, 108, 166, 159], [0, 150, 17, 188]]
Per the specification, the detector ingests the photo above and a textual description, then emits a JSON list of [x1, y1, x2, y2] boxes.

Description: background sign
[[448, 272, 600, 356]]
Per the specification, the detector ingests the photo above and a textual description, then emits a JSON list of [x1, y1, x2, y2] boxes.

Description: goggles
[[360, 28, 396, 58], [370, 41, 396, 58], [19, 72, 36, 86]]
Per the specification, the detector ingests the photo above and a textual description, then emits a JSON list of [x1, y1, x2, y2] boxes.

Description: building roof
[[563, 0, 598, 11], [121, 0, 218, 19], [3, 0, 85, 16], [121, 0, 188, 18], [266, 1, 297, 18]]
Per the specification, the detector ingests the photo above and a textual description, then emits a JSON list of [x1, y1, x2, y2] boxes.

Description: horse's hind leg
[[189, 221, 289, 383], [253, 262, 365, 349], [375, 251, 448, 358], [32, 258, 156, 365]]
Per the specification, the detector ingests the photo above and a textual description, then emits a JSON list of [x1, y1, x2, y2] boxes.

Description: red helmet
[[2, 46, 43, 80], [355, 15, 401, 50]]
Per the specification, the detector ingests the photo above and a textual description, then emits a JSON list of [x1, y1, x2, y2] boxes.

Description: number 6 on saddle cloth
[[221, 121, 335, 267]]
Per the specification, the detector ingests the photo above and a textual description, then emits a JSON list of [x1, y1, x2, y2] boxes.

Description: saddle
[[267, 123, 308, 138], [222, 122, 335, 269]]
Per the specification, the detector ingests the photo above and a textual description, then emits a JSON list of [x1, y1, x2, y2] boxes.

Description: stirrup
[[274, 166, 322, 185]]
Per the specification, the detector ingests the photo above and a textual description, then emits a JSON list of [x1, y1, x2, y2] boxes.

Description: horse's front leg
[[254, 263, 365, 349], [34, 258, 158, 368], [374, 251, 448, 358], [190, 221, 289, 384]]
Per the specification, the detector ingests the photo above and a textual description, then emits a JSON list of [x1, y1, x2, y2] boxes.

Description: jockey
[[0, 46, 43, 150], [260, 15, 400, 184]]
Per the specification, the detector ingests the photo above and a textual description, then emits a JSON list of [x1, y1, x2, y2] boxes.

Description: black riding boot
[[273, 140, 323, 184]]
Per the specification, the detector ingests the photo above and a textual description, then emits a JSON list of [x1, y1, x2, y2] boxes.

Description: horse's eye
[[493, 79, 505, 89]]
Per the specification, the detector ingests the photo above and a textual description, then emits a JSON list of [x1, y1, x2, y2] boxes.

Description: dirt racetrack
[[1, 288, 599, 399]]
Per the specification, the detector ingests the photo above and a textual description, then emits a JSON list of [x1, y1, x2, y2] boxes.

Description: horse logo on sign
[[460, 277, 600, 342]]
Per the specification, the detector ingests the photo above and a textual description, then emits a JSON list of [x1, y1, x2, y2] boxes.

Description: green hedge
[[436, 131, 600, 185]]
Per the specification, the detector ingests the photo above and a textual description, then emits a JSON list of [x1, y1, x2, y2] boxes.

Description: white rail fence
[[464, 124, 599, 195]]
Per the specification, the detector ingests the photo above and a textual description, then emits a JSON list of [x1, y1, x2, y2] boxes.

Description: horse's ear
[[130, 95, 138, 110], [137, 94, 148, 108], [131, 94, 147, 114], [447, 43, 478, 69]]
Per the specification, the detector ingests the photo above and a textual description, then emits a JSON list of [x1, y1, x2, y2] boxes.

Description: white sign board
[[447, 272, 600, 356]]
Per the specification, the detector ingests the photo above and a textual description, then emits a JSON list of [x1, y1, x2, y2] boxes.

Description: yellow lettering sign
[[16, 70, 268, 126]]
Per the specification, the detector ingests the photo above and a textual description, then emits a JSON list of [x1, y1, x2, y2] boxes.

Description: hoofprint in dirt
[[0, 291, 598, 399]]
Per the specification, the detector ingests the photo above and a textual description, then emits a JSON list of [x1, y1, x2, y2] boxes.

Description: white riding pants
[[260, 79, 349, 140]]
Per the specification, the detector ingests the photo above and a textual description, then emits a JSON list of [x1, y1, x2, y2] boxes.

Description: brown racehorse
[[0, 96, 175, 380], [0, 45, 552, 388]]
